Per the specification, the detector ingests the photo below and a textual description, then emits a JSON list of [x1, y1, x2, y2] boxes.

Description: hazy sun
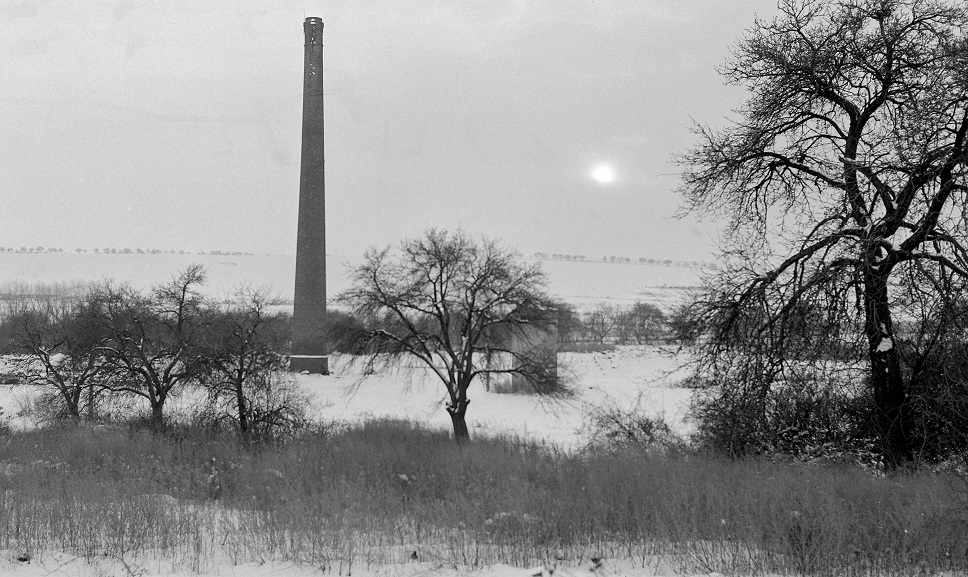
[[591, 164, 615, 184]]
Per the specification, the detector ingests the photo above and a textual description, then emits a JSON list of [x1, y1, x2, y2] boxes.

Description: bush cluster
[[685, 332, 968, 467]]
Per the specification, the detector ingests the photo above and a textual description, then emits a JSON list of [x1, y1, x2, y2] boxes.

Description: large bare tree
[[678, 0, 968, 464], [339, 229, 565, 443]]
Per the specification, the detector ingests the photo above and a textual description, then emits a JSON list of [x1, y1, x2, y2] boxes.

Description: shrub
[[199, 371, 310, 443], [582, 398, 686, 455], [0, 317, 19, 355], [689, 367, 883, 467], [323, 309, 369, 353], [902, 339, 968, 463]]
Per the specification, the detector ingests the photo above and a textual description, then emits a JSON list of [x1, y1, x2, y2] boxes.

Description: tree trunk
[[863, 266, 909, 466], [236, 380, 250, 443], [87, 381, 95, 421], [64, 395, 81, 422], [149, 398, 166, 430], [447, 402, 470, 444]]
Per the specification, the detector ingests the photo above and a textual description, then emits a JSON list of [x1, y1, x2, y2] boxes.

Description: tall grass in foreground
[[0, 419, 964, 576]]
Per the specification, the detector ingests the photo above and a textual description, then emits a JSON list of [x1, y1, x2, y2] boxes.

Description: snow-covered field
[[0, 252, 703, 311], [304, 347, 694, 449], [0, 345, 694, 451]]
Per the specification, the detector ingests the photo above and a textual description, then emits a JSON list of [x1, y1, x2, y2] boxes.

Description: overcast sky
[[1, 0, 778, 261]]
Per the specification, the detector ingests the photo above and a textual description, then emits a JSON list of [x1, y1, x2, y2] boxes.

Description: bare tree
[[12, 300, 106, 421], [339, 229, 566, 443], [94, 265, 209, 428], [583, 304, 618, 345], [620, 302, 667, 345], [677, 0, 968, 465], [668, 303, 703, 346], [199, 287, 291, 442], [554, 301, 585, 345]]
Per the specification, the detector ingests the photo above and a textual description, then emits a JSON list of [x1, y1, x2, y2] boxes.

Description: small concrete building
[[487, 323, 558, 394]]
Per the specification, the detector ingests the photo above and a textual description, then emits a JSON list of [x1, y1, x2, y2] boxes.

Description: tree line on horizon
[[532, 252, 713, 269], [0, 246, 256, 256]]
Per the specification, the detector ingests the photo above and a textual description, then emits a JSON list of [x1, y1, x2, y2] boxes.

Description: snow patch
[[876, 338, 893, 352]]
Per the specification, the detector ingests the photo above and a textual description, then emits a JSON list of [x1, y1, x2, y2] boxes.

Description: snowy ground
[[0, 346, 695, 450], [304, 347, 694, 450], [0, 554, 731, 577]]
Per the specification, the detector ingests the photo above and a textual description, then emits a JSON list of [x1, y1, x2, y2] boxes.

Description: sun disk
[[591, 164, 615, 184]]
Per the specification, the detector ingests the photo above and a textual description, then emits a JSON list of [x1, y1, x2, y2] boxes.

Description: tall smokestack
[[291, 16, 328, 374]]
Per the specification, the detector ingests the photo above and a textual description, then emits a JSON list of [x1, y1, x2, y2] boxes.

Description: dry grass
[[0, 420, 963, 575]]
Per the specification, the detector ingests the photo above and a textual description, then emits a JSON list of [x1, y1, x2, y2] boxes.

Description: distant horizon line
[[0, 246, 713, 267]]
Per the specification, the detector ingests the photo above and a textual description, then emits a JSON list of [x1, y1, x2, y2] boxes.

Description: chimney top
[[304, 17, 323, 45]]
